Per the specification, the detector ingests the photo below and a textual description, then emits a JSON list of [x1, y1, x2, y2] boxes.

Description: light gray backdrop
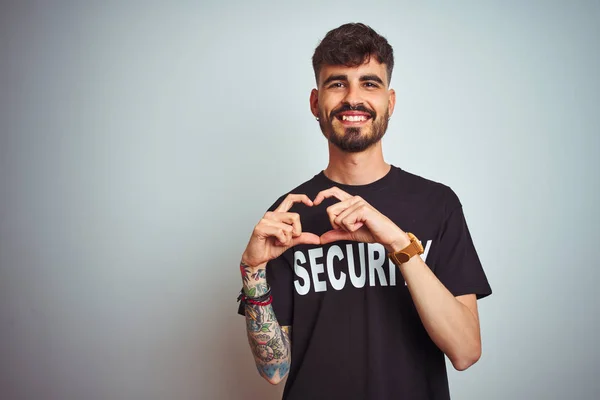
[[1, 1, 598, 399]]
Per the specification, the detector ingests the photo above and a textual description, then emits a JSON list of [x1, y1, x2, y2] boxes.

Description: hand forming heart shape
[[241, 187, 410, 270]]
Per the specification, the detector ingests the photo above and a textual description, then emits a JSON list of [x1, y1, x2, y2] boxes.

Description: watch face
[[407, 232, 424, 254], [415, 240, 424, 253]]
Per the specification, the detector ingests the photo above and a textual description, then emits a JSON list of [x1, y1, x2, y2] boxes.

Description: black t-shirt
[[238, 166, 492, 400]]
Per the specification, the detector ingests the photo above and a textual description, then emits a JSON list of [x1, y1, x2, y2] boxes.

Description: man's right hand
[[241, 194, 320, 269]]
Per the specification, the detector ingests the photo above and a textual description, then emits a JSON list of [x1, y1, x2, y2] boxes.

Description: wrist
[[240, 252, 267, 270], [386, 231, 411, 253], [241, 262, 266, 279], [240, 261, 269, 297], [388, 232, 424, 267]]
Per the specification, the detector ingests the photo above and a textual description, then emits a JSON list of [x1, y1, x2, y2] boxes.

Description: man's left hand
[[314, 186, 410, 252]]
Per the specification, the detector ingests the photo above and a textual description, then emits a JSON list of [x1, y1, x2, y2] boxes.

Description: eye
[[328, 82, 345, 89], [364, 82, 380, 88]]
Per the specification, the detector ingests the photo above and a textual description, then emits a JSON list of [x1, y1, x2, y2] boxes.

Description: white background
[[1, 1, 598, 399]]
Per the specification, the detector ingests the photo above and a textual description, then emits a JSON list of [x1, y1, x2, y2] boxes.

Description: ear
[[310, 88, 319, 118], [387, 88, 396, 119]]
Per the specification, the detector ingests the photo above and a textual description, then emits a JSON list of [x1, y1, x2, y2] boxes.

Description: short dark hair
[[312, 23, 394, 85]]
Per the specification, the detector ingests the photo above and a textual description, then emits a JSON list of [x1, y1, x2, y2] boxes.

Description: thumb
[[320, 229, 353, 245], [292, 232, 321, 246]]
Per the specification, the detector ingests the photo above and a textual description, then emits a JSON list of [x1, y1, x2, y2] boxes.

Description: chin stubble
[[318, 110, 389, 153]]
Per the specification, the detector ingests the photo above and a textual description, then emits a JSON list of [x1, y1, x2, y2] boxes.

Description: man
[[237, 23, 492, 400]]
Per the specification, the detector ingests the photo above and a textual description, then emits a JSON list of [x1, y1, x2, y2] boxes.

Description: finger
[[326, 197, 362, 229], [313, 186, 352, 205], [275, 194, 313, 213], [320, 229, 353, 245], [261, 219, 294, 236], [257, 220, 293, 246], [291, 232, 321, 246], [264, 212, 302, 236], [335, 202, 367, 232], [326, 196, 361, 215]]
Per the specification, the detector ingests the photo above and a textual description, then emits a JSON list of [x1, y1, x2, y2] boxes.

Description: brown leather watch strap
[[388, 233, 424, 266]]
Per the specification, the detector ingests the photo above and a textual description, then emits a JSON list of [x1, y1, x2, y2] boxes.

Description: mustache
[[330, 104, 376, 120]]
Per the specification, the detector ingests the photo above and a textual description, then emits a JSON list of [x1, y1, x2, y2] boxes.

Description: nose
[[342, 82, 363, 107]]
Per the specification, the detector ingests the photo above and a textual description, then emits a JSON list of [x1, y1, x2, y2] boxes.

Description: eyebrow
[[359, 74, 384, 85], [322, 74, 385, 86]]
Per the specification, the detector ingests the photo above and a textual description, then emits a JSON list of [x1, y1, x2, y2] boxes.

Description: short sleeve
[[237, 251, 295, 326], [434, 202, 492, 300]]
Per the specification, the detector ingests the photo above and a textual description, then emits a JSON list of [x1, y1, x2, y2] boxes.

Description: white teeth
[[341, 115, 367, 122]]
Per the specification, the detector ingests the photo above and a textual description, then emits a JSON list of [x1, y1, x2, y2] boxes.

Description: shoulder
[[392, 166, 462, 212]]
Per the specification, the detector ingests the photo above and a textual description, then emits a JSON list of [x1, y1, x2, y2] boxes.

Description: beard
[[318, 106, 389, 153]]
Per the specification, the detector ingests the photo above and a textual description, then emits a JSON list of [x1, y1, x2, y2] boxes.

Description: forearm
[[399, 257, 481, 370], [242, 265, 291, 384]]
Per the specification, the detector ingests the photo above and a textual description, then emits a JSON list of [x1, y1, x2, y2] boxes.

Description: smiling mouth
[[335, 114, 372, 124]]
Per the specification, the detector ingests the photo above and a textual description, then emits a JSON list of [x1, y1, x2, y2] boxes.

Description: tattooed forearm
[[245, 303, 291, 382], [241, 264, 291, 383]]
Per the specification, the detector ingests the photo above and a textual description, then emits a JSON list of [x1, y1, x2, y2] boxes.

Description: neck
[[324, 141, 390, 185]]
